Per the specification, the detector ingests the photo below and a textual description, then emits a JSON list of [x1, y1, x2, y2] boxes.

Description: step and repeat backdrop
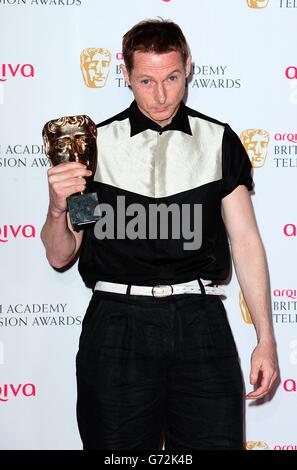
[[0, 0, 296, 450]]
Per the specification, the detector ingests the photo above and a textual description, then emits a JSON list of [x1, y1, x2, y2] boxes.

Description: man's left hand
[[246, 340, 279, 400]]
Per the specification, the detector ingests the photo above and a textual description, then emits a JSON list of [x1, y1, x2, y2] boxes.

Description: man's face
[[240, 129, 269, 168], [45, 123, 97, 174], [81, 48, 111, 88], [121, 50, 191, 127]]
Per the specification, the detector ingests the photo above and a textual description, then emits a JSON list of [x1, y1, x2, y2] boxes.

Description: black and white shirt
[[78, 100, 253, 287]]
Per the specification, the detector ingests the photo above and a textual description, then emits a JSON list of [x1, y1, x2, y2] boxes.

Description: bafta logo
[[240, 129, 269, 168], [80, 48, 112, 88], [246, 441, 270, 450], [246, 0, 270, 8], [239, 291, 253, 324]]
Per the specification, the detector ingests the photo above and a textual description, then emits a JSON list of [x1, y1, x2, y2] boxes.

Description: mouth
[[153, 107, 169, 113]]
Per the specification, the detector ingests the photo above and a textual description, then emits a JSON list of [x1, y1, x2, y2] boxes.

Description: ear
[[185, 55, 192, 79], [42, 130, 50, 156], [120, 64, 131, 86]]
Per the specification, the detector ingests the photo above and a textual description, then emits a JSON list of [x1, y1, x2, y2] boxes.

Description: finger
[[246, 390, 269, 400], [49, 169, 92, 183], [263, 366, 278, 391], [250, 364, 260, 385], [246, 387, 268, 399], [51, 178, 87, 190], [267, 370, 279, 391], [246, 375, 272, 399], [56, 184, 87, 200], [48, 162, 88, 175], [247, 365, 273, 399]]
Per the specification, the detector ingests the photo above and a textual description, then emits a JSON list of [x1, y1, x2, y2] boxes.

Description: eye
[[141, 79, 150, 85], [88, 61, 97, 70], [55, 142, 67, 151], [77, 136, 91, 146], [168, 75, 177, 81]]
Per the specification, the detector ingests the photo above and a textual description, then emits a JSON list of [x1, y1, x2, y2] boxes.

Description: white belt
[[94, 279, 225, 298]]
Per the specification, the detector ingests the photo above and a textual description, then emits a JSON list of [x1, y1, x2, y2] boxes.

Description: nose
[[95, 61, 103, 77], [156, 82, 166, 104], [70, 140, 79, 162], [254, 142, 262, 155]]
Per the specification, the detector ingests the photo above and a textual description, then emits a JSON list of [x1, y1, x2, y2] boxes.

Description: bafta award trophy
[[42, 115, 99, 231]]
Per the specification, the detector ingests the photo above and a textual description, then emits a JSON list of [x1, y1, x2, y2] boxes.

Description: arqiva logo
[[0, 383, 36, 402], [283, 378, 297, 392], [274, 288, 297, 299], [0, 64, 35, 82], [0, 224, 36, 243], [285, 67, 297, 80], [283, 224, 296, 237]]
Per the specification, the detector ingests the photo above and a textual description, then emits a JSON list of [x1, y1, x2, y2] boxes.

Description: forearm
[[231, 236, 274, 343], [40, 210, 77, 269]]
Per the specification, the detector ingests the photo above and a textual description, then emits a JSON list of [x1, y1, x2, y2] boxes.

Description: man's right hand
[[47, 162, 93, 217]]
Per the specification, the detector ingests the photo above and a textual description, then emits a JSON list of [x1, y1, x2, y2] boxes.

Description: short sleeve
[[221, 124, 254, 198]]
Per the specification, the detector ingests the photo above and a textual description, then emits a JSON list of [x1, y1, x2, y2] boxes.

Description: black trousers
[[76, 289, 244, 450]]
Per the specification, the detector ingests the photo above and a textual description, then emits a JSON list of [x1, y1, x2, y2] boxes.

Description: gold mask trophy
[[42, 115, 99, 231]]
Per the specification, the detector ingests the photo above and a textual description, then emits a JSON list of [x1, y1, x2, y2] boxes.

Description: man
[[41, 19, 278, 450]]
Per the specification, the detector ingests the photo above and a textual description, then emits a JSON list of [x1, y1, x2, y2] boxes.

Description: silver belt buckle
[[152, 284, 173, 298]]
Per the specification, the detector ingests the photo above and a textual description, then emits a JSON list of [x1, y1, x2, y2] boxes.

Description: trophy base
[[67, 192, 100, 231]]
